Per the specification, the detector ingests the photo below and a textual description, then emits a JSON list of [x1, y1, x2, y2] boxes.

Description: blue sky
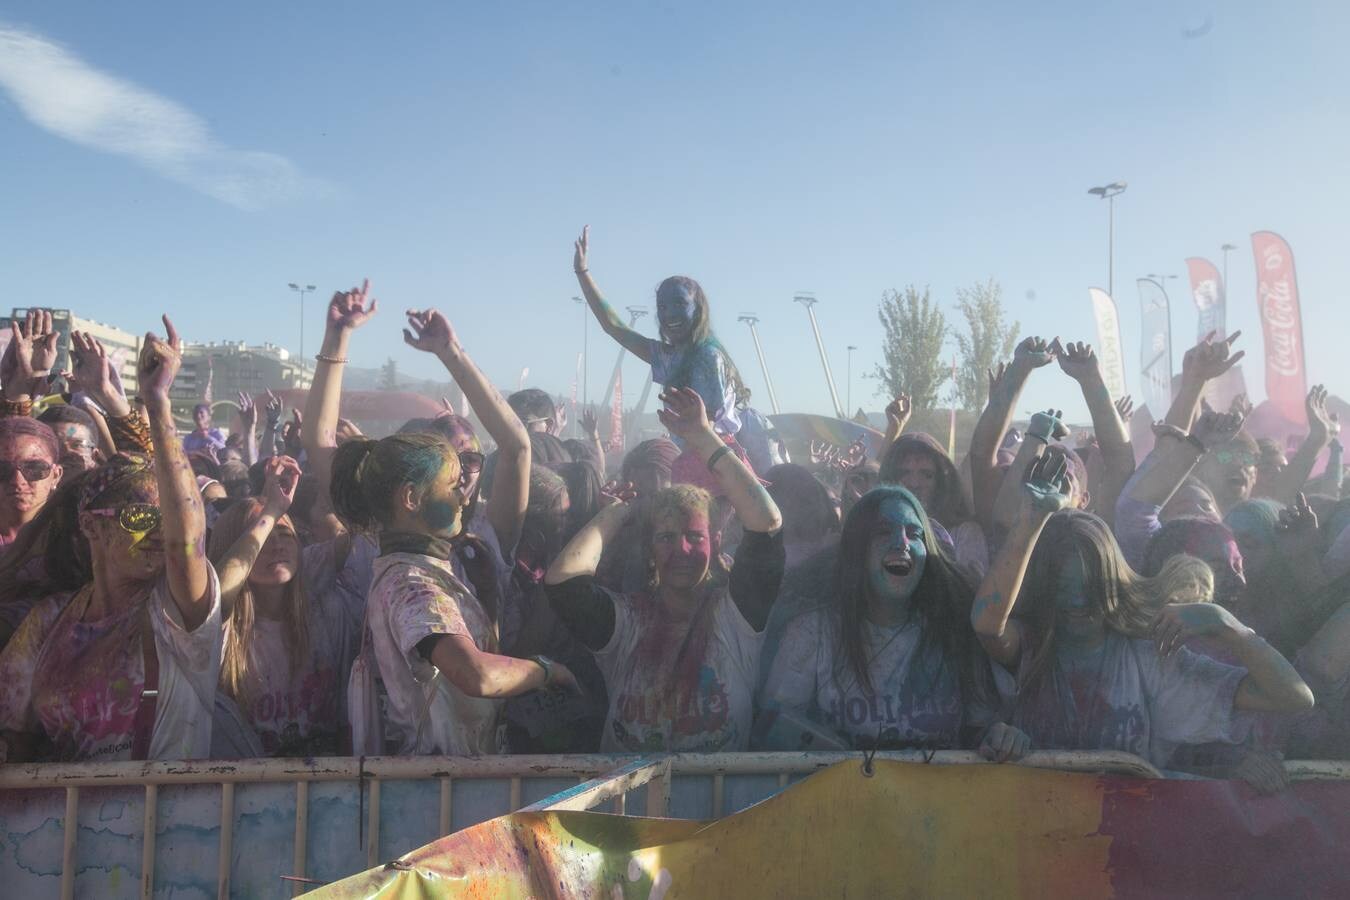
[[2, 1, 1348, 423]]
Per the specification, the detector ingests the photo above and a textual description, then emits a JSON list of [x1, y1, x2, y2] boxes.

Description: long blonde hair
[[207, 500, 311, 703]]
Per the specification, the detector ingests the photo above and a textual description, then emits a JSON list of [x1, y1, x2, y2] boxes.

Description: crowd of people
[[0, 229, 1345, 794]]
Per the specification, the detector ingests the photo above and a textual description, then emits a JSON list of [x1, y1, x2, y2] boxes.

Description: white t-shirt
[[367, 551, 503, 756], [763, 609, 978, 749], [1002, 632, 1247, 768], [594, 588, 762, 753], [0, 566, 223, 761]]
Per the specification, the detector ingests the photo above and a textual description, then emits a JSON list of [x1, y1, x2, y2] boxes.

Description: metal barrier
[[0, 751, 1339, 899]]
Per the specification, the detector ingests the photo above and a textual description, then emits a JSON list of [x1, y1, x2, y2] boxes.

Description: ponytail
[[330, 438, 380, 530], [329, 433, 458, 531]]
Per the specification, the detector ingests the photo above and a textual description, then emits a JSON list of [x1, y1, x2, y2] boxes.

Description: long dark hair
[[878, 434, 972, 527], [0, 469, 94, 608], [656, 276, 751, 408], [330, 434, 458, 530], [831, 486, 986, 705]]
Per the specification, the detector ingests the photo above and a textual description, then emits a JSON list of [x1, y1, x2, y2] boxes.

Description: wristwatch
[[532, 655, 555, 687]]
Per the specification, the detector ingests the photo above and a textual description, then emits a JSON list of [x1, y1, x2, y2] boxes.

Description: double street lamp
[[1087, 182, 1128, 299]]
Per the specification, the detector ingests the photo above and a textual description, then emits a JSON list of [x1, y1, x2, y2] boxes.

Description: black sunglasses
[[0, 460, 55, 482]]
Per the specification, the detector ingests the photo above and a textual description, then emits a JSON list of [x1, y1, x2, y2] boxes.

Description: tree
[[379, 357, 399, 391], [953, 279, 1019, 411], [872, 286, 948, 409]]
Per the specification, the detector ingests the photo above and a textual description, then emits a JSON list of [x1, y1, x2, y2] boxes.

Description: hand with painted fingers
[[1026, 408, 1068, 444], [885, 393, 913, 432], [1190, 408, 1247, 452], [1306, 384, 1333, 445], [1021, 450, 1071, 518], [264, 388, 284, 427], [66, 331, 132, 417], [1114, 394, 1135, 422], [403, 308, 459, 356], [978, 722, 1032, 763], [260, 455, 302, 516], [1151, 601, 1248, 659], [573, 224, 590, 275], [1013, 336, 1058, 371], [327, 280, 379, 333], [1232, 750, 1290, 796], [657, 387, 716, 444], [137, 315, 183, 405], [1182, 330, 1245, 383], [1053, 339, 1102, 384]]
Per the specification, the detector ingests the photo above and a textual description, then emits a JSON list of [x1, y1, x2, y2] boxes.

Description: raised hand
[[1182, 330, 1244, 382], [264, 388, 283, 427], [580, 406, 599, 438], [403, 308, 458, 355], [1054, 340, 1101, 383], [1013, 336, 1057, 370], [282, 408, 304, 454], [1152, 601, 1245, 658], [987, 361, 1010, 399], [327, 280, 379, 333], [67, 331, 131, 416], [1114, 394, 1135, 421], [573, 225, 590, 274], [261, 455, 302, 514], [838, 437, 868, 470], [1305, 384, 1333, 444], [2, 309, 60, 399], [1191, 407, 1246, 450], [885, 393, 913, 431], [809, 440, 840, 467], [439, 396, 456, 417], [1027, 408, 1068, 444], [137, 315, 182, 402], [657, 387, 714, 443], [237, 391, 257, 428], [1022, 450, 1071, 516], [600, 480, 638, 507], [335, 418, 364, 445], [978, 721, 1031, 763], [1229, 393, 1254, 420], [1276, 491, 1318, 542]]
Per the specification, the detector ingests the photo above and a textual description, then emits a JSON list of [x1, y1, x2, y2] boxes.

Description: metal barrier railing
[[0, 750, 1342, 899]]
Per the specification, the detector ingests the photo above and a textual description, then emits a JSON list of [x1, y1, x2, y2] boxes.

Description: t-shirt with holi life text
[[0, 566, 223, 762], [762, 609, 989, 750], [593, 587, 762, 753], [1001, 632, 1247, 768]]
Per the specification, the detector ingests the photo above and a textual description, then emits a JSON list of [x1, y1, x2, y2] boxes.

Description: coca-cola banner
[[1185, 257, 1226, 341], [1136, 278, 1173, 419], [1088, 288, 1127, 399], [1251, 231, 1308, 426]]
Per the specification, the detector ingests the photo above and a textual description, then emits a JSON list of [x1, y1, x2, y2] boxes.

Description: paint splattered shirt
[[0, 566, 222, 762], [182, 428, 227, 456], [1002, 632, 1247, 768], [646, 338, 742, 436], [367, 551, 503, 756], [763, 610, 986, 750]]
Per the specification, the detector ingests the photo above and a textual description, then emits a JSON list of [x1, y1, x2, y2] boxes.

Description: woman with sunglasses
[[0, 317, 221, 763]]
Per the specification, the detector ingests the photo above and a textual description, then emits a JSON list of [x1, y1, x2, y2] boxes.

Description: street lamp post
[[738, 314, 781, 414], [846, 345, 858, 417], [288, 283, 316, 365], [793, 293, 844, 418], [1220, 243, 1237, 291], [1087, 182, 1128, 299], [573, 298, 588, 435]]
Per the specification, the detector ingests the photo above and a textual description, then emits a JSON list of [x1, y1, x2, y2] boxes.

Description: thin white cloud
[[0, 23, 327, 210]]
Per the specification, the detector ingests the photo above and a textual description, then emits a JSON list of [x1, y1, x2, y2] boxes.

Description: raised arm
[[0, 309, 59, 411], [215, 457, 300, 617], [573, 226, 653, 363], [1056, 340, 1134, 523], [1270, 385, 1333, 506], [544, 501, 631, 650], [236, 392, 259, 466], [1123, 410, 1245, 509], [969, 337, 1057, 529], [139, 316, 211, 629], [259, 390, 282, 460], [66, 331, 145, 455], [971, 453, 1071, 667], [1165, 332, 1244, 431], [882, 393, 912, 451], [403, 308, 531, 552], [990, 409, 1065, 532]]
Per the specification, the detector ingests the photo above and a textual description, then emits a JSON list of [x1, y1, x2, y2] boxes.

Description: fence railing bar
[[712, 774, 725, 818], [140, 783, 157, 900], [292, 780, 309, 897], [509, 777, 521, 812], [438, 777, 452, 836], [60, 786, 78, 900], [217, 783, 234, 900], [645, 759, 672, 818], [365, 779, 381, 869]]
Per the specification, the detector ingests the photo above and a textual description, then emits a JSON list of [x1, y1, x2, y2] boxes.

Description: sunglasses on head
[[88, 502, 162, 534], [458, 450, 485, 475], [0, 460, 55, 482]]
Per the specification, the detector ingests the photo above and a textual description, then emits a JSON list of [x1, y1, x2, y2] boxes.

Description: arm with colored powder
[[1124, 409, 1246, 508], [1055, 340, 1134, 525], [573, 225, 654, 363], [990, 408, 1065, 532], [969, 337, 1057, 530], [139, 316, 211, 630], [236, 392, 259, 467], [403, 308, 532, 553], [1270, 385, 1333, 506], [1165, 332, 1245, 431], [215, 457, 299, 618], [544, 502, 629, 650], [0, 309, 59, 411], [971, 453, 1071, 667], [882, 393, 912, 451]]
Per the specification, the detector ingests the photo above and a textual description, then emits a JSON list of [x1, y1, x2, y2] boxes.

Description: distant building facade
[[174, 342, 314, 422]]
